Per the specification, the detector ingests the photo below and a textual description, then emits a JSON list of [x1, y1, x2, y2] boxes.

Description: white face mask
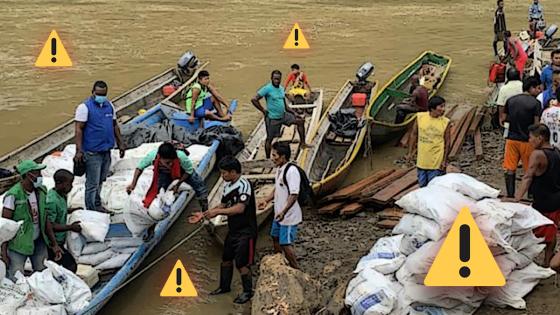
[[29, 174, 43, 188]]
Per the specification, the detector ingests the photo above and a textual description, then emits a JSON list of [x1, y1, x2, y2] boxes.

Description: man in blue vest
[[74, 81, 125, 212]]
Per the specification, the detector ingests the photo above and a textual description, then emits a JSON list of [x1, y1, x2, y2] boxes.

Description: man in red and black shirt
[[285, 64, 313, 103]]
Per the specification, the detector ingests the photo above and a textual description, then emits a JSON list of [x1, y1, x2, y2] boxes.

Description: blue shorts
[[192, 97, 214, 118], [270, 220, 298, 245], [417, 168, 445, 187]]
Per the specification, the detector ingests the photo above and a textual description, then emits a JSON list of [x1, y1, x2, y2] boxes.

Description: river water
[[2, 0, 559, 313]]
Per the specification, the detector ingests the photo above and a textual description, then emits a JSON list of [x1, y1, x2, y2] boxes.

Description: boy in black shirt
[[203, 156, 257, 304]]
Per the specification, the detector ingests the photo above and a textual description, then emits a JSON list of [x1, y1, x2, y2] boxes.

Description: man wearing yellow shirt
[[407, 96, 451, 187]]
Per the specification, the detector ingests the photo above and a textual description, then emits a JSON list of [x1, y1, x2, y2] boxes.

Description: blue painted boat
[[77, 99, 238, 315]]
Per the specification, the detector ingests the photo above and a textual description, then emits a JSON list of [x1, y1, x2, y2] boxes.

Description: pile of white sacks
[[0, 142, 211, 314], [345, 173, 556, 315]]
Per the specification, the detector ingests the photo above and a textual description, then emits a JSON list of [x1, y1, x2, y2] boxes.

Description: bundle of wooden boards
[[317, 167, 418, 220], [397, 105, 486, 161]]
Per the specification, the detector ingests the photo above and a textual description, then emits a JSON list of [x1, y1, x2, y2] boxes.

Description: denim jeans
[[186, 171, 209, 211], [7, 238, 48, 281], [417, 168, 445, 187], [84, 151, 111, 211]]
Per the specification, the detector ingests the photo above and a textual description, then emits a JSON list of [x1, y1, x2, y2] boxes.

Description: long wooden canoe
[[367, 51, 452, 145], [0, 60, 208, 194], [298, 79, 378, 197], [208, 89, 323, 242]]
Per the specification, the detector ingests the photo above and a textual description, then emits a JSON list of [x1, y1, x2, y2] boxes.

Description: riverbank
[[243, 127, 559, 315]]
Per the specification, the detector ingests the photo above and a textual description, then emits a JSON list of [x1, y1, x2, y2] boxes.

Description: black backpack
[[282, 162, 315, 207]]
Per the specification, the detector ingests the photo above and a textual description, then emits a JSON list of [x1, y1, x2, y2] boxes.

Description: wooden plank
[[393, 183, 419, 201], [318, 202, 346, 215], [357, 168, 413, 199], [370, 170, 418, 204], [377, 219, 400, 229], [445, 104, 459, 118], [378, 208, 404, 220], [449, 108, 476, 160], [323, 169, 396, 203], [244, 174, 276, 181], [467, 108, 484, 135], [474, 128, 483, 160], [241, 159, 275, 171], [340, 203, 364, 216]]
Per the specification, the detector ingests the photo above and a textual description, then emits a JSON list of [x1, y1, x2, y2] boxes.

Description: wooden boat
[[298, 78, 378, 197], [0, 58, 208, 194], [207, 89, 323, 242], [77, 99, 239, 315], [531, 36, 560, 76], [367, 51, 452, 145]]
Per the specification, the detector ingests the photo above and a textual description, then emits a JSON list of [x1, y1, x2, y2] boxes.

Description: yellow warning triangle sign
[[283, 23, 310, 49], [424, 207, 506, 287], [35, 30, 73, 67], [160, 259, 198, 297]]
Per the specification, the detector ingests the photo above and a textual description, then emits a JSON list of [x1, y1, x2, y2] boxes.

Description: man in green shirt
[[186, 70, 231, 125], [47, 169, 82, 272], [126, 142, 209, 239], [251, 70, 310, 158], [1, 160, 62, 280]]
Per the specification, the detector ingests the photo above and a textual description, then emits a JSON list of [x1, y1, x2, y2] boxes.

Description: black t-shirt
[[504, 94, 541, 141], [221, 177, 257, 237]]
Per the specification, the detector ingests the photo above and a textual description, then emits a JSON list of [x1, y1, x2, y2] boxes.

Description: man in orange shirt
[[285, 64, 312, 103]]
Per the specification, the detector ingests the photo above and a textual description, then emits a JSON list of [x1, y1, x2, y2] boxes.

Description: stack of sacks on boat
[[0, 262, 92, 315], [344, 173, 556, 315], [0, 217, 91, 314]]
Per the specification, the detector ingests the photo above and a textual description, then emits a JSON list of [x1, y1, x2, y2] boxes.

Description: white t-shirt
[[274, 163, 302, 226], [3, 191, 40, 240], [75, 101, 117, 122], [496, 80, 523, 107], [541, 106, 560, 148]]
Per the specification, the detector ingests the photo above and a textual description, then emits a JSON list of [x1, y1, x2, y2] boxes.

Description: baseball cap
[[16, 160, 46, 176]]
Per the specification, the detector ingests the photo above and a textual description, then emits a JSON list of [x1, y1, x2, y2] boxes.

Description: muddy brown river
[[2, 0, 559, 314]]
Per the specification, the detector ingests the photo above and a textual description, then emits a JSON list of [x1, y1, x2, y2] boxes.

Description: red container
[[162, 84, 177, 96], [351, 93, 367, 107]]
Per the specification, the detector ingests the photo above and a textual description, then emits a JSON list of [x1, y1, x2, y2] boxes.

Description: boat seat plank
[[106, 223, 133, 238], [386, 88, 410, 99], [244, 174, 276, 181]]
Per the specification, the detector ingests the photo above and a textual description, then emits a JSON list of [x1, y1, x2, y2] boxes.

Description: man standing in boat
[[186, 70, 231, 125], [74, 80, 126, 212], [528, 0, 544, 36], [195, 156, 257, 304], [251, 70, 311, 158], [126, 142, 208, 239], [1, 160, 62, 280], [407, 96, 451, 187], [284, 64, 313, 103], [258, 142, 302, 269]]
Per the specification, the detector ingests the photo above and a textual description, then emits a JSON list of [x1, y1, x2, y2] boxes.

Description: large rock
[[252, 254, 322, 315]]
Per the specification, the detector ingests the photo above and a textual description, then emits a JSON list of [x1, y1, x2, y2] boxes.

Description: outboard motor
[[356, 62, 375, 84], [177, 51, 199, 70], [544, 24, 558, 48]]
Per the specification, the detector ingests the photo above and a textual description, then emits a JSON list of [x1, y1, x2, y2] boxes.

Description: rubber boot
[[233, 274, 253, 304], [210, 264, 233, 295], [505, 173, 516, 198]]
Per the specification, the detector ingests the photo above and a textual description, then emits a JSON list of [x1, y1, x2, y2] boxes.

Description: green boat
[[367, 51, 452, 144]]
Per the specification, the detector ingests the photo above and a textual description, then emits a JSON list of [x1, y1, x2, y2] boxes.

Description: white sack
[[399, 235, 429, 256], [109, 237, 143, 249], [393, 214, 446, 241], [94, 253, 131, 270], [0, 218, 23, 244], [395, 186, 477, 229], [66, 232, 86, 259], [123, 195, 157, 237], [27, 269, 66, 304], [510, 203, 554, 235], [16, 304, 66, 315], [484, 263, 555, 309], [68, 210, 110, 243], [0, 276, 28, 315], [0, 261, 5, 284], [46, 261, 92, 314], [41, 154, 73, 178], [110, 142, 162, 173], [354, 235, 406, 275], [81, 242, 109, 256], [345, 268, 397, 315], [77, 249, 114, 266], [428, 173, 500, 200]]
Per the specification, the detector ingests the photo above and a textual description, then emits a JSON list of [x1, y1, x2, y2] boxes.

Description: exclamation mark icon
[[51, 38, 57, 63], [294, 29, 299, 47], [459, 224, 471, 278], [176, 268, 182, 293]]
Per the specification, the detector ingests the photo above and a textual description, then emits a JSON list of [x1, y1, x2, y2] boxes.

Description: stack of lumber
[[317, 167, 418, 221], [397, 105, 485, 161]]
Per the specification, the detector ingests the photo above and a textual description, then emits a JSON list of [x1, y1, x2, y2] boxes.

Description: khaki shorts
[[265, 112, 298, 139]]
